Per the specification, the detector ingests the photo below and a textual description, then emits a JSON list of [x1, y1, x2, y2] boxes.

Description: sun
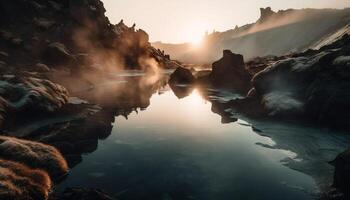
[[190, 36, 204, 47], [184, 21, 208, 47]]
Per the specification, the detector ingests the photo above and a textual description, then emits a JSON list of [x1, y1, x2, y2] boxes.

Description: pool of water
[[56, 87, 330, 200]]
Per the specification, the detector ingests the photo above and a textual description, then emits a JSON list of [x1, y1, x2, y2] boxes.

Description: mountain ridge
[[153, 7, 350, 64]]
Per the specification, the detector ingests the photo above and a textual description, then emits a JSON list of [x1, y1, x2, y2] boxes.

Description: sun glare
[[184, 21, 208, 47]]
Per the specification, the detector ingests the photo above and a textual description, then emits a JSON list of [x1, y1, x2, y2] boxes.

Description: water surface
[[57, 88, 324, 200]]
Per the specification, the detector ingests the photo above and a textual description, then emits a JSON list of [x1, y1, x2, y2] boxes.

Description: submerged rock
[[0, 159, 52, 200], [0, 136, 68, 178]]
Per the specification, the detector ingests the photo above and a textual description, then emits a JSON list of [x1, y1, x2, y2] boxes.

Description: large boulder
[[209, 50, 252, 93], [169, 67, 195, 85]]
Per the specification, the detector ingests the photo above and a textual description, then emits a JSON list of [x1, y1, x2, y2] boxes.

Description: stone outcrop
[[0, 74, 69, 129], [169, 67, 195, 85], [221, 33, 350, 131], [0, 0, 172, 73], [258, 7, 275, 22], [199, 50, 251, 93]]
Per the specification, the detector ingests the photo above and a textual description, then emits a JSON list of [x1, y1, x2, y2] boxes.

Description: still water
[[58, 88, 320, 200]]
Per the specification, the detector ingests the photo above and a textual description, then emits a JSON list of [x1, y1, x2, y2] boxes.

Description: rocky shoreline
[[169, 32, 350, 199], [1, 0, 350, 200]]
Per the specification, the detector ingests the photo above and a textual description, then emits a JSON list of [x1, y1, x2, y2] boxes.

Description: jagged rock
[[0, 136, 68, 178], [169, 67, 195, 85], [0, 159, 52, 200], [209, 50, 251, 93], [259, 7, 275, 22], [332, 150, 350, 196], [50, 187, 115, 200], [42, 42, 75, 67]]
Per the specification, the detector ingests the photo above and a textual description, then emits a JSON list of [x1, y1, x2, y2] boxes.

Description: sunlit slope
[[153, 8, 350, 64]]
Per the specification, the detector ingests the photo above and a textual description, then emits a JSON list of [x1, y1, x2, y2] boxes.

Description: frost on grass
[[0, 136, 68, 178], [0, 159, 51, 200]]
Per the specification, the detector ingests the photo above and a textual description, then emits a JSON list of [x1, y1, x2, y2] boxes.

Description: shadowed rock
[[169, 67, 195, 85], [208, 50, 251, 93], [332, 150, 350, 196], [43, 42, 75, 67]]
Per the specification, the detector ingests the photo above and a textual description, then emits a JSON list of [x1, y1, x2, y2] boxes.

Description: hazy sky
[[101, 0, 350, 43]]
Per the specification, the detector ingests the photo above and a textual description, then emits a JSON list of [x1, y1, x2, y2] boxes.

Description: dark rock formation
[[0, 0, 172, 73], [43, 42, 75, 67], [203, 50, 252, 93], [252, 36, 350, 125], [220, 33, 350, 131], [169, 67, 195, 85], [332, 150, 350, 197], [258, 7, 275, 22]]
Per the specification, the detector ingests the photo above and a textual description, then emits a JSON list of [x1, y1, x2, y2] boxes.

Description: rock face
[[258, 7, 275, 22], [207, 50, 251, 93], [251, 34, 350, 128], [0, 0, 171, 73], [219, 33, 350, 131]]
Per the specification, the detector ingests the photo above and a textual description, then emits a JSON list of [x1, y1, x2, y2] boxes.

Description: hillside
[[153, 7, 350, 64]]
